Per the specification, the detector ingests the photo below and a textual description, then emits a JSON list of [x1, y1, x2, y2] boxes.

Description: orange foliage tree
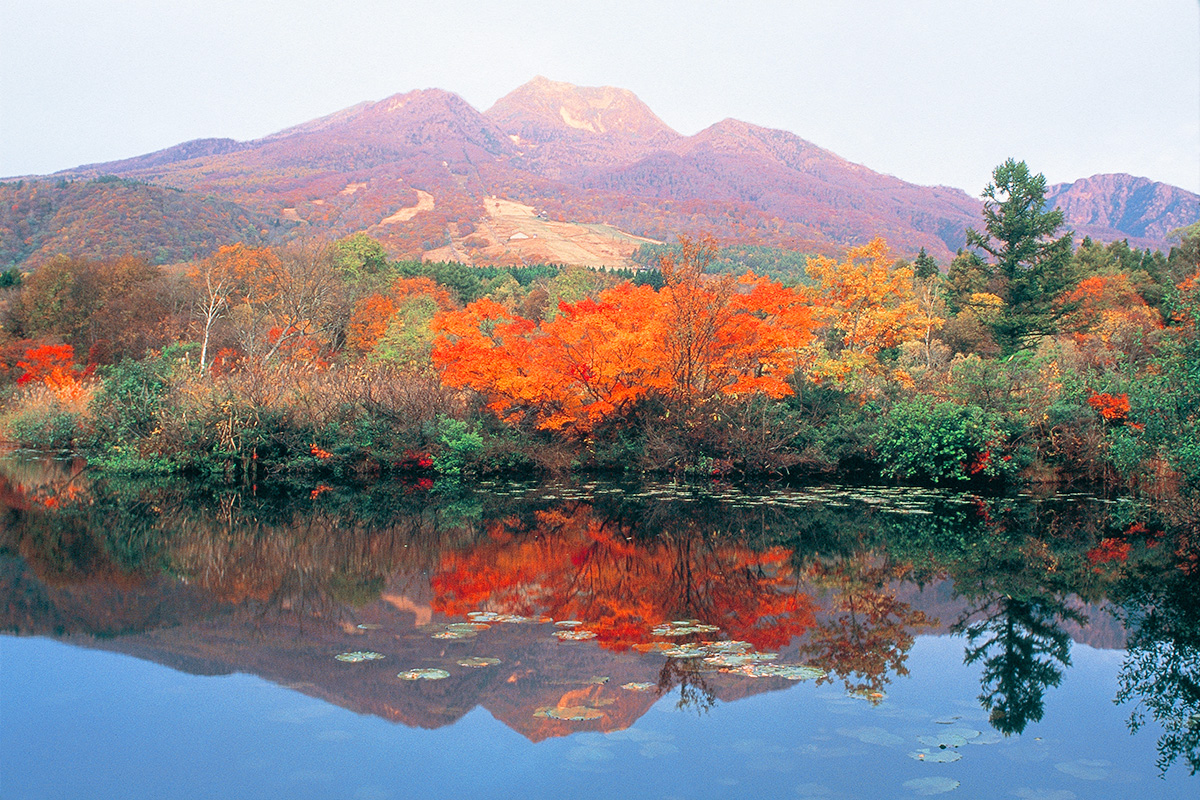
[[347, 276, 456, 356], [16, 344, 91, 397], [431, 236, 815, 434], [1063, 274, 1163, 366]]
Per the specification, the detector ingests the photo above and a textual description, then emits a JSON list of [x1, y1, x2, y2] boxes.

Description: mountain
[[6, 78, 1194, 270], [0, 177, 278, 268], [485, 75, 681, 178], [1046, 173, 1199, 246], [585, 118, 981, 254]]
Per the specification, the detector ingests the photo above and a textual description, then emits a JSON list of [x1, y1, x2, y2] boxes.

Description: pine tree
[[966, 159, 1076, 354]]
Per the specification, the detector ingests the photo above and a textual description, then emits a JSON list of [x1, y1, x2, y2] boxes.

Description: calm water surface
[[1, 456, 1196, 798]]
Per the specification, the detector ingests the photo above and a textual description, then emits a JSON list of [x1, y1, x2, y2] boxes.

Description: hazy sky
[[3, 0, 1198, 194]]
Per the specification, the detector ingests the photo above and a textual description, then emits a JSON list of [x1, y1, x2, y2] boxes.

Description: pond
[[1, 455, 1196, 799]]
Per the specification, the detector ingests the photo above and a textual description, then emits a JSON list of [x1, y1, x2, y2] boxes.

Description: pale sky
[[2, 0, 1198, 194]]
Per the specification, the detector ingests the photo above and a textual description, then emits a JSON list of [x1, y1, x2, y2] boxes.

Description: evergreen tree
[[913, 247, 939, 280], [966, 159, 1076, 354]]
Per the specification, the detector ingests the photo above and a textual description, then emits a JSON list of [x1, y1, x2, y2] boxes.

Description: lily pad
[[903, 777, 961, 795], [839, 726, 905, 747], [446, 622, 489, 633], [554, 629, 598, 641], [661, 645, 708, 658], [555, 620, 585, 627], [432, 630, 477, 640], [650, 620, 720, 637], [543, 706, 605, 721], [704, 652, 779, 667], [917, 733, 968, 749], [940, 727, 981, 741], [908, 748, 962, 763], [969, 731, 1003, 745], [398, 668, 450, 681], [621, 682, 657, 692], [724, 663, 825, 680], [334, 651, 385, 663], [457, 657, 501, 668]]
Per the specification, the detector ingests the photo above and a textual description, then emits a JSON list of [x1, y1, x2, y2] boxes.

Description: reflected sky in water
[[0, 457, 1196, 797], [3, 634, 1188, 799]]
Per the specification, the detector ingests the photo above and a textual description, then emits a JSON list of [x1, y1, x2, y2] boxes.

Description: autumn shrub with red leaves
[[1086, 391, 1130, 422]]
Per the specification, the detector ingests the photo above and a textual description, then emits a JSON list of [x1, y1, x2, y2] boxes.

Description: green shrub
[[434, 415, 484, 476], [7, 404, 84, 450], [874, 397, 1007, 484]]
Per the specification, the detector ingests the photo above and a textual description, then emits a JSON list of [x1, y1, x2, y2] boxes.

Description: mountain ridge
[[5, 77, 1195, 269]]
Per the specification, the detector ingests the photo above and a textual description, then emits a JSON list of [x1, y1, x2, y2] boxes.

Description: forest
[[0, 160, 1196, 523]]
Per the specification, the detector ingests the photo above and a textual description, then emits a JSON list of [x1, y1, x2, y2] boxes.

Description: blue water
[[2, 634, 1189, 799]]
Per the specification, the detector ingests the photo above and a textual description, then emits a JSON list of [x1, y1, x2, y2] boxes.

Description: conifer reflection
[[960, 596, 1078, 735]]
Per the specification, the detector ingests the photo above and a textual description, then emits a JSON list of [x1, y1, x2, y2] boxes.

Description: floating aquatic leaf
[[554, 629, 598, 641], [917, 733, 968, 749], [704, 652, 779, 668], [622, 682, 656, 692], [968, 731, 1003, 745], [355, 623, 381, 630], [467, 611, 503, 622], [544, 706, 605, 721], [772, 665, 826, 680], [650, 620, 720, 637], [941, 727, 981, 741], [934, 716, 962, 725], [335, 651, 385, 663], [724, 663, 825, 680], [661, 645, 707, 658], [902, 777, 961, 795], [555, 620, 585, 627], [398, 668, 450, 681], [587, 676, 609, 685], [432, 630, 477, 640], [457, 657, 501, 668], [908, 748, 961, 763], [446, 622, 489, 633]]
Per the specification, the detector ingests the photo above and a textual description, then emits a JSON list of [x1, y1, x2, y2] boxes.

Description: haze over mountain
[[3, 78, 1195, 270]]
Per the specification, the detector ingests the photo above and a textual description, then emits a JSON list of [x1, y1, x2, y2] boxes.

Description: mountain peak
[[1047, 173, 1200, 241], [487, 77, 678, 143]]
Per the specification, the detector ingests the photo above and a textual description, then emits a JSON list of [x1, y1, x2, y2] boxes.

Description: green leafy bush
[[874, 397, 1007, 484], [434, 416, 484, 476]]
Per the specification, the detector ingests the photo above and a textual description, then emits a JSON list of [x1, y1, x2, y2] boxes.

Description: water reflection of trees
[[431, 501, 818, 650], [798, 554, 933, 700], [1116, 565, 1200, 775], [960, 596, 1079, 734], [7, 458, 1197, 766]]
